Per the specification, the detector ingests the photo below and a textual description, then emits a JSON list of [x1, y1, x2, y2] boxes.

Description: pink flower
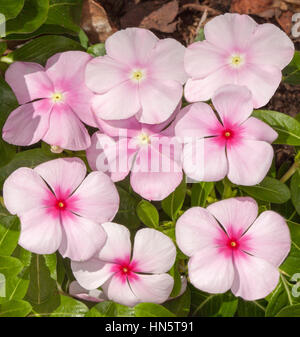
[[176, 197, 291, 301], [71, 222, 176, 307], [184, 13, 294, 107], [3, 158, 119, 261], [85, 28, 187, 124], [86, 113, 183, 201], [175, 84, 278, 185], [3, 51, 97, 151]]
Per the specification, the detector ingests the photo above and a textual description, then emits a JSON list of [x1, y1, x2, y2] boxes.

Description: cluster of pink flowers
[[2, 13, 294, 305]]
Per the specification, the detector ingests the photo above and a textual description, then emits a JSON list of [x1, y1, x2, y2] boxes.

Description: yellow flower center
[[123, 267, 128, 273], [131, 69, 145, 82], [230, 241, 237, 247], [51, 92, 64, 102], [138, 132, 151, 145], [230, 54, 244, 68], [58, 202, 64, 208], [224, 132, 231, 138]]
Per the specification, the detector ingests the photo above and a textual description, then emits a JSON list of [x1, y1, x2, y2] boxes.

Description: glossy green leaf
[[0, 0, 25, 20], [190, 286, 223, 317], [0, 299, 32, 317], [216, 293, 238, 317], [136, 200, 159, 228], [164, 287, 191, 317], [162, 179, 186, 220], [0, 256, 23, 279], [44, 254, 57, 281], [191, 182, 214, 207], [252, 110, 300, 146], [46, 5, 80, 33], [134, 303, 175, 317], [6, 268, 30, 301], [239, 177, 291, 204], [86, 301, 135, 317], [6, 0, 49, 35], [0, 216, 20, 256], [291, 169, 300, 216], [113, 186, 140, 229], [0, 76, 18, 130], [0, 42, 7, 55], [237, 298, 266, 317], [87, 43, 106, 57], [6, 35, 84, 65], [50, 295, 88, 317], [283, 51, 300, 85], [0, 138, 16, 167], [276, 304, 300, 317]]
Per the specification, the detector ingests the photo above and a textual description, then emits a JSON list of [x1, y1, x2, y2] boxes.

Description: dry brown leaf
[[276, 10, 294, 33], [230, 0, 273, 15], [80, 0, 117, 43]]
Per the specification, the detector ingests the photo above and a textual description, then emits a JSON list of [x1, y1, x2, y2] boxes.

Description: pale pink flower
[[3, 158, 119, 261], [175, 84, 278, 185], [71, 222, 176, 307], [85, 28, 187, 124], [176, 197, 291, 301], [184, 13, 294, 107], [3, 51, 97, 151], [86, 113, 183, 201], [69, 281, 107, 303]]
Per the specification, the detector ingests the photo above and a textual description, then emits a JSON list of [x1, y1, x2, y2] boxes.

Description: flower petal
[[237, 63, 282, 108], [92, 82, 140, 120], [188, 247, 235, 294], [130, 141, 183, 201], [227, 139, 274, 185], [18, 207, 62, 254], [241, 117, 278, 143], [69, 171, 119, 224], [105, 28, 158, 66], [212, 84, 253, 125], [5, 62, 53, 104], [182, 138, 228, 182], [150, 38, 187, 84], [2, 99, 52, 146], [244, 211, 291, 267], [176, 207, 224, 257], [207, 197, 258, 237], [137, 79, 183, 124], [184, 66, 231, 102], [102, 274, 138, 307], [59, 213, 107, 261], [69, 281, 107, 302], [98, 222, 132, 263], [185, 40, 226, 78], [45, 51, 92, 91], [42, 103, 91, 151], [34, 157, 86, 198], [204, 13, 257, 51], [71, 258, 115, 290], [132, 228, 176, 273], [251, 23, 294, 69], [85, 55, 129, 94], [231, 253, 279, 301], [130, 274, 174, 304], [3, 167, 50, 215], [174, 102, 220, 139]]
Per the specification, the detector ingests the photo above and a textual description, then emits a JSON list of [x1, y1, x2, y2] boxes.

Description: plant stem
[[280, 160, 300, 183]]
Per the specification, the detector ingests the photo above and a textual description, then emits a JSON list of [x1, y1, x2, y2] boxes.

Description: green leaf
[[191, 182, 214, 207], [190, 286, 223, 317], [25, 254, 59, 314], [136, 200, 159, 228], [194, 28, 205, 42], [239, 177, 291, 204], [5, 35, 84, 65], [0, 299, 32, 317], [50, 295, 88, 317], [46, 4, 80, 33], [0, 256, 23, 279], [113, 186, 140, 229], [6, 0, 49, 35], [87, 43, 106, 57], [86, 301, 135, 317], [6, 268, 30, 301], [283, 51, 300, 85], [0, 0, 25, 21], [162, 179, 186, 220], [237, 298, 266, 317], [169, 262, 181, 297], [216, 293, 238, 317], [276, 304, 300, 317], [0, 138, 16, 167], [134, 303, 175, 317], [164, 287, 191, 317], [0, 216, 20, 256], [291, 169, 300, 216], [0, 42, 7, 55], [252, 110, 300, 146], [0, 76, 18, 130], [0, 148, 58, 189], [44, 254, 57, 281]]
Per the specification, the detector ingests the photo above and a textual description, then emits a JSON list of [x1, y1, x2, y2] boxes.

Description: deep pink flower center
[[55, 199, 67, 211], [112, 259, 139, 283], [222, 128, 234, 140], [226, 237, 239, 250]]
